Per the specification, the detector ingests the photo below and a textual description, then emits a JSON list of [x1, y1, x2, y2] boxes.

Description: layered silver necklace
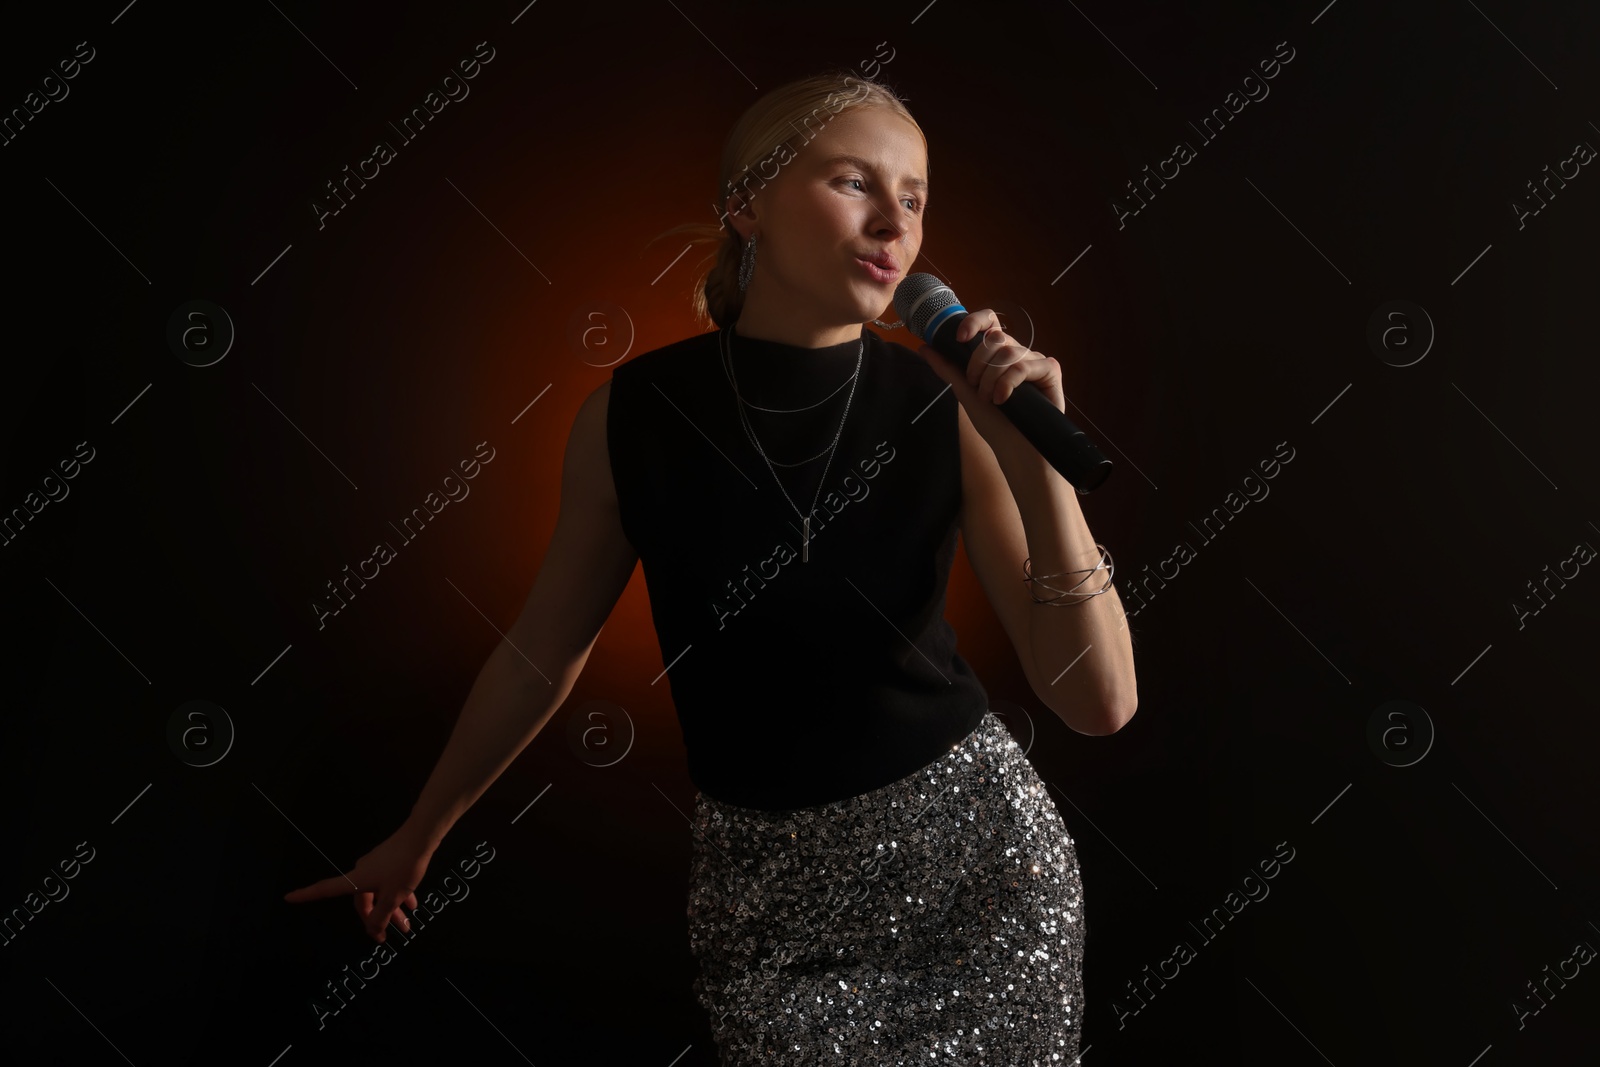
[[719, 325, 863, 563]]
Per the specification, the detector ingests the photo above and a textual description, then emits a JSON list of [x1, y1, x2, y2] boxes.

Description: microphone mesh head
[[892, 273, 958, 342]]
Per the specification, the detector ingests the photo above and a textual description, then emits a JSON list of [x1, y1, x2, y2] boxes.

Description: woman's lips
[[855, 257, 900, 284]]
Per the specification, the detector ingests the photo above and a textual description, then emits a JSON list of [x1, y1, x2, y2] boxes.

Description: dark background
[[2, 1, 1597, 1063]]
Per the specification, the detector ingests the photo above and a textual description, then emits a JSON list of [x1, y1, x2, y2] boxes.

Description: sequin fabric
[[686, 711, 1085, 1065]]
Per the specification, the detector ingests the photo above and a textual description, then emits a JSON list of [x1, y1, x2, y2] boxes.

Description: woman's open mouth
[[855, 257, 900, 284]]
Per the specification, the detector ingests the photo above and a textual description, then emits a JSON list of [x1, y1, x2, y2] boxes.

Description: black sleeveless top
[[605, 322, 989, 811]]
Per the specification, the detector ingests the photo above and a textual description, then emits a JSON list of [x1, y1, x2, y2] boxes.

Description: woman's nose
[[873, 212, 907, 238]]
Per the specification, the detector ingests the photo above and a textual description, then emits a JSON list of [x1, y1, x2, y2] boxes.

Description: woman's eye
[[841, 178, 922, 213]]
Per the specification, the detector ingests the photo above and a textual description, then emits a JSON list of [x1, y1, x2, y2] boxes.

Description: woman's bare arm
[[402, 379, 637, 848]]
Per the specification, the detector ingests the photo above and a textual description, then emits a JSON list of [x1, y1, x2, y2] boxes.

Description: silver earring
[[737, 233, 757, 293]]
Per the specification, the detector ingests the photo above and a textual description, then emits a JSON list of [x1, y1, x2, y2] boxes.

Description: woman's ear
[[724, 192, 756, 241]]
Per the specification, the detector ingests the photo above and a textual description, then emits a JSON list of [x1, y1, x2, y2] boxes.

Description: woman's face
[[731, 106, 927, 335]]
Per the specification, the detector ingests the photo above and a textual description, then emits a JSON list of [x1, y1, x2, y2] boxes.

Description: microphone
[[893, 272, 1113, 493]]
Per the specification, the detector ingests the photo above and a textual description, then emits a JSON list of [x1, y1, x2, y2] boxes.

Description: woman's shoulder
[[869, 330, 948, 398], [609, 329, 721, 386]]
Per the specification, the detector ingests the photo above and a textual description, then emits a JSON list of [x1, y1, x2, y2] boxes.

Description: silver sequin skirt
[[686, 710, 1086, 1065]]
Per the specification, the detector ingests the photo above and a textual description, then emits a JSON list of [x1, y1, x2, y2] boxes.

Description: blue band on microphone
[[923, 302, 966, 342]]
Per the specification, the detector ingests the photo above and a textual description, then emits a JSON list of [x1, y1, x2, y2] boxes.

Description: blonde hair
[[651, 68, 927, 332]]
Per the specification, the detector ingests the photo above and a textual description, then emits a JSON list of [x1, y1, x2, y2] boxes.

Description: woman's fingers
[[927, 308, 1030, 405], [956, 308, 1001, 345], [283, 873, 359, 903], [955, 310, 1008, 385], [992, 355, 1036, 404], [975, 336, 1024, 400], [283, 832, 434, 944], [384, 894, 412, 935], [369, 891, 412, 942]]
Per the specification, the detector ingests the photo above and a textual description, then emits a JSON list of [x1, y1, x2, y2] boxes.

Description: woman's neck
[[733, 301, 864, 349]]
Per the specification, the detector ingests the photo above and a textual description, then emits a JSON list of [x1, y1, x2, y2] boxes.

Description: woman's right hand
[[283, 822, 438, 943]]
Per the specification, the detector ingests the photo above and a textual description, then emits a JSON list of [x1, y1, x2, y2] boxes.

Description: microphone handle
[[927, 315, 1113, 493]]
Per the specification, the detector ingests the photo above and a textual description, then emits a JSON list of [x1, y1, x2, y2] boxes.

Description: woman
[[286, 69, 1137, 1065]]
